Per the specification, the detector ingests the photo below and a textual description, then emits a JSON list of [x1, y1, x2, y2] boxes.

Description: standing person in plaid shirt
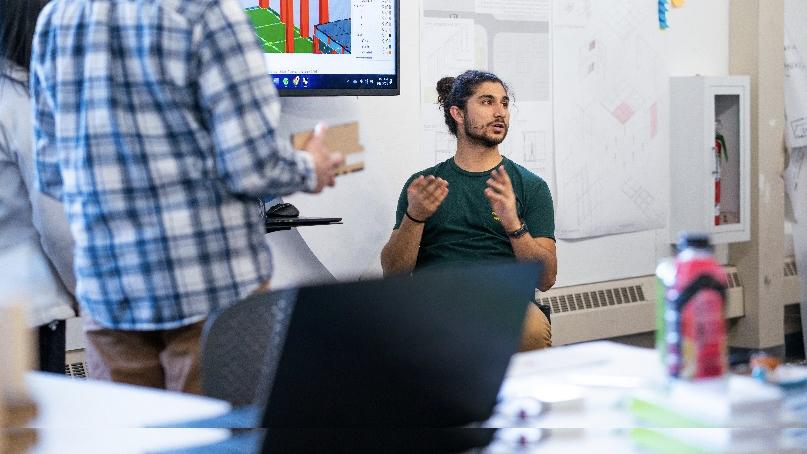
[[30, 0, 344, 393]]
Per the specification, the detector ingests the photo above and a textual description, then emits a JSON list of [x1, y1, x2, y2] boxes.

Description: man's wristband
[[507, 222, 529, 238], [405, 211, 426, 224]]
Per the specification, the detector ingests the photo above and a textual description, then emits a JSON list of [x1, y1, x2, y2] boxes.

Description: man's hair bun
[[436, 77, 455, 107]]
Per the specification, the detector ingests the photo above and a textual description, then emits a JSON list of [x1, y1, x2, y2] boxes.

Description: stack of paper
[[630, 428, 799, 453], [629, 375, 783, 427], [628, 375, 790, 452]]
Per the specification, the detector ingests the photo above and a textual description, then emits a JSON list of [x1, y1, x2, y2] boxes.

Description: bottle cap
[[676, 232, 712, 252]]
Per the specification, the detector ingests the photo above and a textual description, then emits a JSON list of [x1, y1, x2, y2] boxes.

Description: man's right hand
[[406, 175, 448, 222], [302, 123, 344, 193]]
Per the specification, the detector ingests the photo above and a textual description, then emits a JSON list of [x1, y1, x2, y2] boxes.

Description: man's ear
[[449, 106, 465, 126]]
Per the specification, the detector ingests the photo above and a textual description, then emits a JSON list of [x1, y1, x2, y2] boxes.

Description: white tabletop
[[484, 342, 661, 452], [25, 372, 233, 454], [501, 341, 661, 427], [493, 342, 804, 453]]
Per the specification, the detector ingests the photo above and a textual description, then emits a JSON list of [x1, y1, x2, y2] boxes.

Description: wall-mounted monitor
[[241, 0, 399, 96]]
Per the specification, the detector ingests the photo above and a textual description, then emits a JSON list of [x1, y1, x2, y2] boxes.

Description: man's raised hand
[[406, 175, 448, 222], [303, 123, 345, 193], [484, 165, 520, 231]]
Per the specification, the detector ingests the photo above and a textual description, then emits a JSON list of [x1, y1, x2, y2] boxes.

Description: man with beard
[[380, 70, 557, 350]]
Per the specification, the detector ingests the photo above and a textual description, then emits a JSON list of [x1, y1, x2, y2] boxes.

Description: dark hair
[[436, 70, 509, 136], [0, 0, 50, 81]]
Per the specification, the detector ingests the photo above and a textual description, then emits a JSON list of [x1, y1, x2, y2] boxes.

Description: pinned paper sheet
[[291, 122, 365, 176], [785, 148, 807, 358]]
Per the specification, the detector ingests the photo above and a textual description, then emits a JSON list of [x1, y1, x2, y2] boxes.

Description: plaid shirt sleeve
[[196, 0, 317, 196], [30, 11, 63, 202]]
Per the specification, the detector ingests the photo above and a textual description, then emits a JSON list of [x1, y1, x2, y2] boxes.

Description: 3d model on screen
[[245, 0, 350, 54]]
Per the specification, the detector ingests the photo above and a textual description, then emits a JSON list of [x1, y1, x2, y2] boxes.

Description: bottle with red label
[[665, 232, 728, 380]]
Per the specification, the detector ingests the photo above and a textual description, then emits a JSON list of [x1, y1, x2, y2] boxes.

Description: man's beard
[[464, 120, 507, 147]]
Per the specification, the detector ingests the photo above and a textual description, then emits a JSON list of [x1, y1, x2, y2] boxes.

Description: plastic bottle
[[655, 258, 675, 366], [665, 233, 728, 380]]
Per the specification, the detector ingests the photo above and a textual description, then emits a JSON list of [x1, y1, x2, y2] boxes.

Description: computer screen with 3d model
[[241, 0, 399, 96]]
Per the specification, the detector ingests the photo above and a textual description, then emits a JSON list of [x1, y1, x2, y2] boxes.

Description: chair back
[[201, 289, 297, 406]]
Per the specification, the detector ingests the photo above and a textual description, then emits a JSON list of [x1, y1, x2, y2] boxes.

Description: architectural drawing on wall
[[602, 80, 644, 125], [421, 18, 475, 102], [420, 0, 554, 190], [650, 102, 659, 138], [792, 119, 807, 141], [523, 131, 547, 163], [621, 177, 660, 222], [243, 0, 350, 54], [578, 38, 603, 79], [554, 0, 667, 238], [785, 0, 807, 148], [492, 32, 550, 102], [517, 125, 550, 177], [475, 0, 550, 21], [434, 131, 457, 163], [420, 16, 475, 169], [561, 165, 600, 229], [602, 0, 643, 41], [555, 0, 592, 26]]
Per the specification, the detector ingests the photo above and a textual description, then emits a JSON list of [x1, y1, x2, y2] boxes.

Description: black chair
[[200, 289, 297, 407]]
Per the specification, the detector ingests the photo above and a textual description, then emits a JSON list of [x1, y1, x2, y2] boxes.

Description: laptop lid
[[262, 261, 541, 429]]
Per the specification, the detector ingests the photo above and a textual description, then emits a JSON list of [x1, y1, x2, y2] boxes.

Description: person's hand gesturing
[[405, 175, 448, 223]]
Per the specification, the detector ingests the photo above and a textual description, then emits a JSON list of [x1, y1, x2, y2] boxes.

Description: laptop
[[158, 261, 541, 453]]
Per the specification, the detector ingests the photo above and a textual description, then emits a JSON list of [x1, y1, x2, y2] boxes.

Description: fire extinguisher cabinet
[[669, 76, 751, 244]]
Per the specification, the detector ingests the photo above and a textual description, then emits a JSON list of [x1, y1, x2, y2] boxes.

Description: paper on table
[[499, 378, 585, 410], [506, 341, 662, 380], [566, 374, 647, 389], [506, 342, 610, 378]]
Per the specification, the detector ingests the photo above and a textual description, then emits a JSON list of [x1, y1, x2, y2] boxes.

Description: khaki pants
[[84, 320, 205, 395], [519, 303, 552, 351]]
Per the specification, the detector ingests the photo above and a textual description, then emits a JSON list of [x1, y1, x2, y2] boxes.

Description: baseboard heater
[[783, 256, 800, 309], [537, 266, 745, 346]]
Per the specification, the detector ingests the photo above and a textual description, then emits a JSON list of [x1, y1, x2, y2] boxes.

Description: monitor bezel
[[275, 0, 400, 97]]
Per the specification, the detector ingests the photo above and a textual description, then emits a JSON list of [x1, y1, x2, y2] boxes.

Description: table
[[21, 342, 804, 453], [25, 373, 232, 454], [488, 341, 806, 453]]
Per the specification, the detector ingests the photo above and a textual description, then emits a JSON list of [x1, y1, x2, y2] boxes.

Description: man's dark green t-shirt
[[394, 157, 555, 272]]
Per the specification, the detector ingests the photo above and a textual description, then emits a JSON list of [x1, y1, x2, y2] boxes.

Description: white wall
[[270, 2, 424, 287], [273, 0, 733, 289], [666, 0, 730, 77]]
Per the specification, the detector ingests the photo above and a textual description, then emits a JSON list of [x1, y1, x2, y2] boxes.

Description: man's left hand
[[484, 165, 520, 232]]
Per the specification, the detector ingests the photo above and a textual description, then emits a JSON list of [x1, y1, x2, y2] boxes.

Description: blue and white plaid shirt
[[31, 0, 315, 330]]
